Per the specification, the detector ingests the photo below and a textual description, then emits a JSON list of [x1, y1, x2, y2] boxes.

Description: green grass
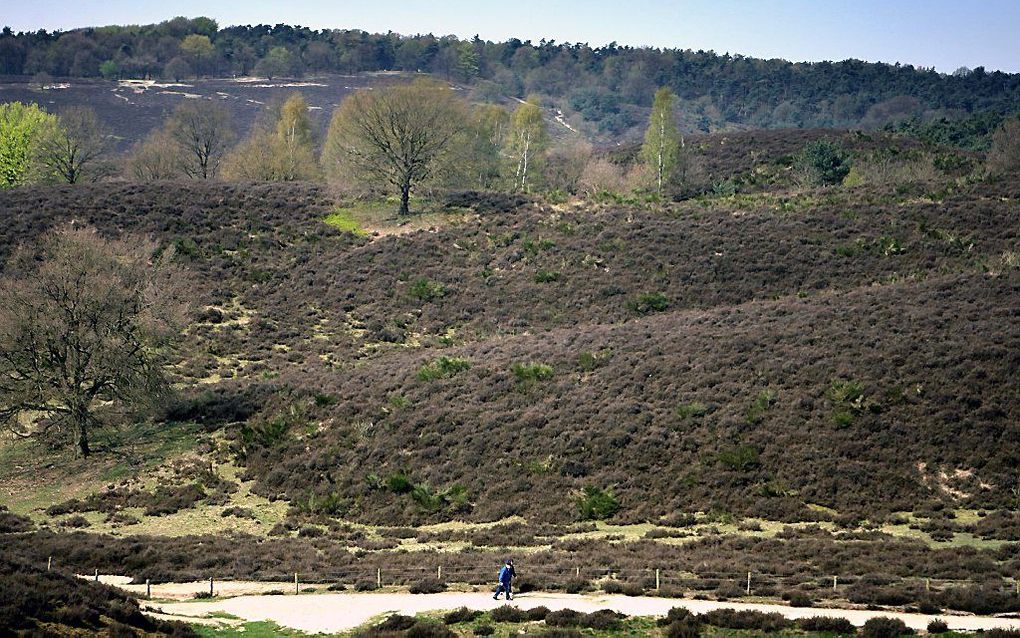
[[193, 621, 319, 637], [323, 209, 368, 236]]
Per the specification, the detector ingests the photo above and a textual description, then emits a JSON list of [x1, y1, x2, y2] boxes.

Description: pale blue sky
[[5, 0, 1018, 73]]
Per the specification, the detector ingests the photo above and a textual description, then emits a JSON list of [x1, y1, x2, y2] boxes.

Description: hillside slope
[[1, 164, 1017, 526]]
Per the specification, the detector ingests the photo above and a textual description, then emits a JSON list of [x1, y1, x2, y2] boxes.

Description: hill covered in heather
[[0, 128, 1017, 530]]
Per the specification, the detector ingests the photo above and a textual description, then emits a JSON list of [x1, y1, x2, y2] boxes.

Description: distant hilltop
[[2, 16, 1019, 134]]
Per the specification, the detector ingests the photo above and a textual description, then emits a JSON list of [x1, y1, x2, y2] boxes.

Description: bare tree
[[36, 106, 110, 184], [0, 228, 191, 457], [166, 100, 234, 179], [322, 79, 467, 215]]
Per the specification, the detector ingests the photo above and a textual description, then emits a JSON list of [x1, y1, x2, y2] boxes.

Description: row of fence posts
[[47, 557, 1020, 598]]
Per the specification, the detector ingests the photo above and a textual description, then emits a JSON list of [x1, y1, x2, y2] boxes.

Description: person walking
[[493, 559, 516, 600]]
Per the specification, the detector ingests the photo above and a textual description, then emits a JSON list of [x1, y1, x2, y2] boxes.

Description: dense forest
[[2, 16, 1020, 132]]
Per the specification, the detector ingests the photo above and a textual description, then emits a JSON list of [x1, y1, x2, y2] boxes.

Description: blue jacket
[[498, 565, 512, 584]]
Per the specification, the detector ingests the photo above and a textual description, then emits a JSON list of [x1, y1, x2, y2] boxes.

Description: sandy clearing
[[148, 590, 1020, 634]]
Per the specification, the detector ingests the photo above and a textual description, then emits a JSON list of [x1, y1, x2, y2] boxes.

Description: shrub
[[354, 580, 378, 592], [220, 506, 255, 519], [511, 362, 554, 385], [602, 580, 624, 594], [564, 578, 589, 594], [582, 609, 625, 630], [666, 618, 702, 638], [534, 270, 561, 283], [297, 526, 324, 538], [717, 444, 761, 471], [744, 389, 777, 425], [408, 578, 446, 594], [326, 582, 347, 592], [386, 473, 415, 494], [60, 515, 90, 529], [859, 617, 914, 638], [628, 291, 669, 314], [473, 625, 494, 636], [927, 619, 949, 634], [443, 607, 481, 624], [795, 139, 852, 185], [700, 609, 791, 632], [374, 614, 417, 631], [545, 609, 585, 626], [657, 607, 696, 627], [677, 401, 708, 418], [410, 278, 446, 301], [0, 506, 34, 533], [418, 356, 471, 381], [797, 616, 857, 634], [526, 606, 550, 621], [577, 486, 620, 520], [787, 591, 814, 607], [490, 605, 527, 623]]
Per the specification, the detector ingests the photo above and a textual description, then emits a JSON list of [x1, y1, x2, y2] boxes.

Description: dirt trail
[[145, 587, 1020, 634]]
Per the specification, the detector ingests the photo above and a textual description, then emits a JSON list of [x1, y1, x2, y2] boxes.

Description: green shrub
[[795, 139, 852, 185], [745, 389, 777, 424], [677, 401, 708, 419], [511, 362, 554, 386], [411, 484, 443, 513], [717, 445, 760, 471], [418, 356, 471, 381], [410, 278, 446, 301], [577, 486, 621, 520], [927, 620, 949, 635], [386, 472, 414, 494], [628, 291, 669, 314], [577, 349, 611, 371]]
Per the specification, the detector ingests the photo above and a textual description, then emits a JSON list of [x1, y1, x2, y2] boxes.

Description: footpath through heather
[[136, 584, 1020, 634]]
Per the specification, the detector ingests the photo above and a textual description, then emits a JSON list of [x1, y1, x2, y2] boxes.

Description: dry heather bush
[[579, 158, 629, 195]]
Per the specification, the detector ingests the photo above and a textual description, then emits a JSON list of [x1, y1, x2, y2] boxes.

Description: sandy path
[[149, 589, 1020, 634]]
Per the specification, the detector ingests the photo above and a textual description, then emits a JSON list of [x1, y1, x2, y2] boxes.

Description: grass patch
[[322, 209, 368, 236], [418, 356, 471, 381], [193, 620, 315, 637]]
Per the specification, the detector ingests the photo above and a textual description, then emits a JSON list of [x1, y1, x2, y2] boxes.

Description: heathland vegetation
[[1, 15, 1020, 637]]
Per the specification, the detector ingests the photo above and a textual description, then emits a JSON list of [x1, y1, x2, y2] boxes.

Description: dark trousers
[[493, 581, 512, 598]]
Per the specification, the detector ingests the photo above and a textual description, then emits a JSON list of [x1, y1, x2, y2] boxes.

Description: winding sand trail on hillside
[[143, 587, 1020, 634]]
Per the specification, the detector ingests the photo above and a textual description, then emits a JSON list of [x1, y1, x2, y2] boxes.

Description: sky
[[4, 0, 1019, 74]]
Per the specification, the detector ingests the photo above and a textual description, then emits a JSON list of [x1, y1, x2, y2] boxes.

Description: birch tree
[[506, 97, 547, 192], [641, 87, 681, 196]]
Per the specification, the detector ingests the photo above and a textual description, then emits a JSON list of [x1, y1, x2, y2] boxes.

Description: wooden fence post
[[833, 575, 838, 590], [209, 576, 214, 597], [295, 572, 299, 594], [575, 566, 580, 578], [925, 578, 930, 592], [146, 579, 151, 599], [47, 556, 52, 571], [94, 568, 99, 582], [377, 567, 382, 589], [655, 569, 660, 591], [437, 566, 442, 580]]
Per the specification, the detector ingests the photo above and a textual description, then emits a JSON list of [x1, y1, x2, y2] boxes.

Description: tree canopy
[[0, 227, 190, 457], [322, 79, 467, 214]]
